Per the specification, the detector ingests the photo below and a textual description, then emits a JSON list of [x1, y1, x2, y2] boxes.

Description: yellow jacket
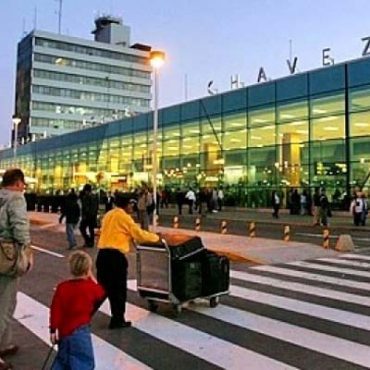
[[97, 208, 159, 254]]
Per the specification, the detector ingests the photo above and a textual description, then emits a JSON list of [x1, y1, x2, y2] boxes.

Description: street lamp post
[[12, 117, 21, 160], [150, 50, 165, 230]]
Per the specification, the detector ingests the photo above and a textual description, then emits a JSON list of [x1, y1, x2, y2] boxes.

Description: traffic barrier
[[57, 206, 61, 214], [173, 216, 179, 229], [48, 205, 52, 213], [220, 220, 227, 234], [41, 205, 45, 212], [283, 225, 290, 242], [323, 228, 330, 248], [249, 222, 256, 238], [35, 203, 38, 212], [195, 217, 201, 232]]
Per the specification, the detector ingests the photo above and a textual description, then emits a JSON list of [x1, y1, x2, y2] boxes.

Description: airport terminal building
[[2, 55, 370, 207]]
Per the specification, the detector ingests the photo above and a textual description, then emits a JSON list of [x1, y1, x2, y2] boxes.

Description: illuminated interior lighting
[[295, 129, 308, 134], [288, 121, 305, 126], [230, 122, 244, 127], [354, 122, 370, 127], [251, 136, 262, 140], [261, 125, 274, 130], [189, 129, 200, 133], [230, 139, 241, 142], [320, 116, 337, 122], [253, 118, 267, 123], [323, 126, 339, 131], [280, 114, 294, 119], [312, 108, 327, 114]]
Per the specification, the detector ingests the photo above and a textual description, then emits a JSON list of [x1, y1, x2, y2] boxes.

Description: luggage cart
[[136, 240, 229, 314]]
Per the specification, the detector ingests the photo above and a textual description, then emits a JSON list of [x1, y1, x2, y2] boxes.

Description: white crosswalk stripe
[[14, 252, 370, 369], [287, 260, 370, 278], [316, 257, 370, 269]]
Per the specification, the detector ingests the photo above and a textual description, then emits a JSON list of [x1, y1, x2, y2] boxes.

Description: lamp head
[[150, 50, 165, 69], [12, 117, 21, 126]]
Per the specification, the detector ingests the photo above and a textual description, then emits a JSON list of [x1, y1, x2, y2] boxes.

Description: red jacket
[[50, 277, 105, 338]]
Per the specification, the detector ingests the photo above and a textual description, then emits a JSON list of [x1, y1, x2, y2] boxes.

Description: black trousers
[[79, 218, 95, 247], [96, 249, 128, 325]]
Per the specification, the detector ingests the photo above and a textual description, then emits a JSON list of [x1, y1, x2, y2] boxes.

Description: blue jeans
[[51, 326, 94, 370], [66, 223, 77, 248]]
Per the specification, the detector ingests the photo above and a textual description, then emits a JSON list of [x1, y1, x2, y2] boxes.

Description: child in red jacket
[[49, 251, 105, 370]]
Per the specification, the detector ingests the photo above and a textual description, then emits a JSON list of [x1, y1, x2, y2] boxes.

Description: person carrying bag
[[0, 169, 33, 370]]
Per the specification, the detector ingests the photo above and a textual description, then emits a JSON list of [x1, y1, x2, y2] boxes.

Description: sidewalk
[[28, 212, 341, 265], [158, 205, 370, 231]]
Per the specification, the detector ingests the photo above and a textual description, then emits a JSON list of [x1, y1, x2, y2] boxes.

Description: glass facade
[[3, 57, 370, 207]]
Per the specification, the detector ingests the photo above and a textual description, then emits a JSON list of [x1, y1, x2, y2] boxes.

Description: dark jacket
[[80, 193, 99, 220], [60, 194, 80, 224]]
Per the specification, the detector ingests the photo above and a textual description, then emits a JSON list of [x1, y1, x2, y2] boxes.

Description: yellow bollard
[[220, 220, 227, 234], [283, 225, 290, 242], [249, 222, 256, 238], [323, 229, 330, 248], [173, 216, 179, 229], [195, 217, 201, 232]]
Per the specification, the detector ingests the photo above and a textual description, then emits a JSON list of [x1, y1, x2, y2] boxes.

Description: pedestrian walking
[[104, 192, 114, 213], [312, 187, 321, 226], [79, 184, 99, 248], [361, 193, 368, 225], [175, 188, 184, 215], [49, 251, 105, 370], [300, 190, 308, 215], [319, 188, 330, 226], [59, 189, 80, 250], [0, 169, 33, 370], [350, 192, 368, 226], [137, 185, 152, 230], [271, 190, 280, 219], [185, 188, 196, 214], [96, 193, 160, 329], [217, 187, 224, 211]]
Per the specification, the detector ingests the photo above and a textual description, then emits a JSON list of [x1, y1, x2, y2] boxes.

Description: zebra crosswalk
[[14, 252, 370, 370]]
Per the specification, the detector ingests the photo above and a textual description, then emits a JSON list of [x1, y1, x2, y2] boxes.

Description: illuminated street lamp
[[150, 50, 165, 230], [12, 116, 21, 160]]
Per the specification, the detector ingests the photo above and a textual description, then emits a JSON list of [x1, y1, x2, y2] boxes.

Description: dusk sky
[[1, 0, 370, 146]]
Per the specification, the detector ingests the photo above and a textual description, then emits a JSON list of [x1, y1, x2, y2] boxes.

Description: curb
[[207, 247, 265, 265]]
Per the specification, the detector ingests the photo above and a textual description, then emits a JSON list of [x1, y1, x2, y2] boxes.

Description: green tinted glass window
[[311, 115, 345, 141], [310, 93, 345, 117]]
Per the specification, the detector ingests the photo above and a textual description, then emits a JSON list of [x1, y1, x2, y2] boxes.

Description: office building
[[14, 16, 152, 144]]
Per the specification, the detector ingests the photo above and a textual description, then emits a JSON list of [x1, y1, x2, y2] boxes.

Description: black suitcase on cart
[[169, 235, 205, 301], [202, 251, 230, 297]]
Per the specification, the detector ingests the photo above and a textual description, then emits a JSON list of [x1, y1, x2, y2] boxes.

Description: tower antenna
[[58, 0, 63, 34]]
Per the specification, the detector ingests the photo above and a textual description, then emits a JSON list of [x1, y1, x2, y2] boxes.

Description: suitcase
[[162, 233, 205, 261], [202, 251, 230, 296], [172, 259, 203, 301]]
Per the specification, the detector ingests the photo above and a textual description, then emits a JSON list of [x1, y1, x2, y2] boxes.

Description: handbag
[[0, 240, 33, 277]]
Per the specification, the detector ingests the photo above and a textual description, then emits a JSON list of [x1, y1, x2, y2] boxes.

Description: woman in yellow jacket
[[96, 193, 159, 329]]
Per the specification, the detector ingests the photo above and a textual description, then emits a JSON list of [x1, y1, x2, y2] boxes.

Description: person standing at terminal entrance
[[319, 188, 330, 227], [96, 193, 160, 329], [79, 184, 98, 248], [59, 189, 80, 250], [271, 190, 280, 219], [312, 187, 321, 226], [0, 169, 33, 370]]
